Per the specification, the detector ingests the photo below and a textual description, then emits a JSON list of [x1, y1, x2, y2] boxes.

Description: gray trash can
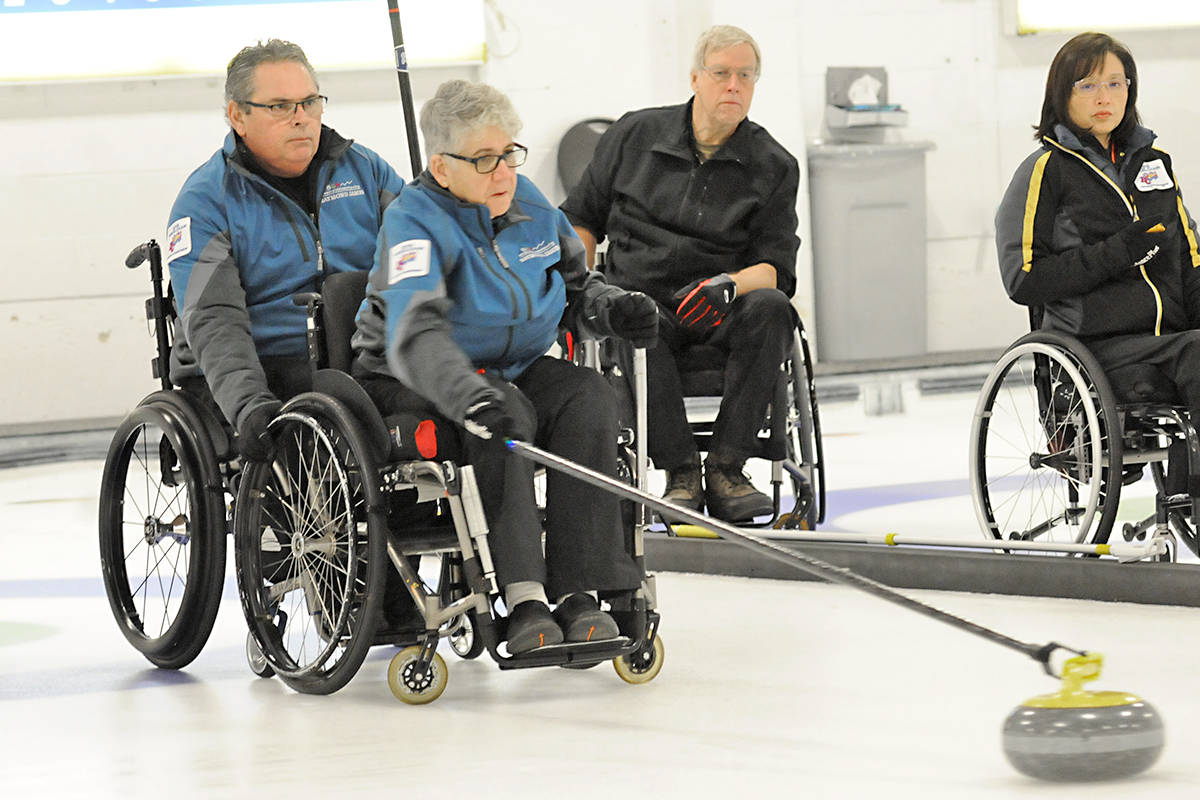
[[807, 140, 935, 362]]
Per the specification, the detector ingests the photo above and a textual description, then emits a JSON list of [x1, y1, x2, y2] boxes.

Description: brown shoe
[[704, 458, 772, 522], [663, 461, 704, 513]]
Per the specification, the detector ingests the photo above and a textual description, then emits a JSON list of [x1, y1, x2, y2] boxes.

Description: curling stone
[[1002, 652, 1164, 782]]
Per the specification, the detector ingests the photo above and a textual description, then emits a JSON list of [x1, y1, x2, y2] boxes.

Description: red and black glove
[[673, 273, 737, 329]]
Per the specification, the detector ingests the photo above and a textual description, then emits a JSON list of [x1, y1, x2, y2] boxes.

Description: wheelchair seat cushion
[[1106, 363, 1181, 405]]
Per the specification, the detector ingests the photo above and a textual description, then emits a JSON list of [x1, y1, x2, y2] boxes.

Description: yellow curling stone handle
[[1022, 652, 1143, 708]]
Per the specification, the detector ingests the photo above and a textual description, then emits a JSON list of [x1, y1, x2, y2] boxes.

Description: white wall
[[4, 0, 1200, 430]]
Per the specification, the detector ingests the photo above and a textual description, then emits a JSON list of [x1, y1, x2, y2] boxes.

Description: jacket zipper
[[1048, 138, 1163, 334], [491, 240, 534, 320]]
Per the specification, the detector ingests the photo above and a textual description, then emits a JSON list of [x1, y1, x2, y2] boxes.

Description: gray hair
[[420, 79, 522, 163], [225, 39, 319, 118], [691, 25, 761, 78]]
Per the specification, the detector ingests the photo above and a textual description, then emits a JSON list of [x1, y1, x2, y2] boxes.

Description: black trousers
[[360, 357, 642, 599], [646, 288, 794, 470], [1086, 330, 1200, 419], [178, 356, 312, 433]]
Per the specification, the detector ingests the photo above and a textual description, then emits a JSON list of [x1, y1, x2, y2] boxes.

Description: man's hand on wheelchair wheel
[[463, 395, 517, 452], [605, 290, 659, 348], [673, 273, 736, 329], [236, 399, 282, 462]]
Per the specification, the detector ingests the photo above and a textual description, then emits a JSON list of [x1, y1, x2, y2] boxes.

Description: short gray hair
[[225, 39, 319, 117], [420, 80, 522, 163], [691, 25, 761, 78]]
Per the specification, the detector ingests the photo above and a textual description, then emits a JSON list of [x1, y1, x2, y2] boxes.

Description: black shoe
[[704, 459, 773, 522], [554, 593, 619, 642], [663, 461, 704, 515], [506, 601, 563, 654]]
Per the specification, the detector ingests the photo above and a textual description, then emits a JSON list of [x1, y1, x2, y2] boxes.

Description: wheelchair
[[233, 269, 664, 701], [590, 306, 825, 531], [98, 241, 238, 669], [969, 307, 1200, 560]]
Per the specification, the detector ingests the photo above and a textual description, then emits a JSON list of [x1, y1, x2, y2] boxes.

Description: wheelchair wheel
[[783, 326, 825, 529], [234, 393, 385, 695], [970, 333, 1121, 547], [614, 634, 665, 684], [98, 403, 226, 669], [388, 646, 448, 704]]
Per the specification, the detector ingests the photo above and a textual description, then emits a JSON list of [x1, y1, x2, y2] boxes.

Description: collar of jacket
[[415, 170, 533, 238], [1048, 122, 1156, 162], [651, 96, 754, 165], [223, 124, 352, 176]]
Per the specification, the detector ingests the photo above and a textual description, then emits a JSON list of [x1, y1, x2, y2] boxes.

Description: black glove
[[236, 399, 282, 462], [605, 290, 659, 348], [673, 273, 737, 329], [1117, 214, 1172, 268], [462, 395, 517, 452]]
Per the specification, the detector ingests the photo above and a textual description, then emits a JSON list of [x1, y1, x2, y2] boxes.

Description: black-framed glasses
[[442, 144, 528, 174], [240, 95, 328, 119], [1072, 78, 1130, 96]]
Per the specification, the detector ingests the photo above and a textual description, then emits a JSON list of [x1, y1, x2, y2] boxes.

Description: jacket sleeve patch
[[388, 239, 431, 283], [166, 217, 192, 264], [1135, 159, 1175, 192]]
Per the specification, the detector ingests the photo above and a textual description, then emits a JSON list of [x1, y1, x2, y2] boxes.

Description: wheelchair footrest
[[497, 636, 632, 670]]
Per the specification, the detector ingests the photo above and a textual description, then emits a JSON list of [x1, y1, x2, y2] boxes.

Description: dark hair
[[1034, 32, 1140, 145]]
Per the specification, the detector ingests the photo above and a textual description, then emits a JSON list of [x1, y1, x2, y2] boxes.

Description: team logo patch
[[1135, 159, 1174, 192], [322, 179, 365, 204], [388, 239, 431, 284], [517, 240, 560, 262], [165, 217, 192, 264]]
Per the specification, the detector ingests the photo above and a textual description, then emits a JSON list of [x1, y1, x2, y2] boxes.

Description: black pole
[[385, 0, 424, 178], [508, 439, 1083, 676]]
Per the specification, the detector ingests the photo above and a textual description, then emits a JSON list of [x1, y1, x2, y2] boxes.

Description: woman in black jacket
[[995, 31, 1200, 423]]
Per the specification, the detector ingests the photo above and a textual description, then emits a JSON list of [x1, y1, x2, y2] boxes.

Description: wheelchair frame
[[969, 308, 1200, 560]]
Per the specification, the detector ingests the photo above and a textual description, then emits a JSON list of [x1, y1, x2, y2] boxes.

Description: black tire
[[234, 393, 385, 695], [970, 332, 1121, 547], [787, 323, 825, 529], [98, 403, 226, 669]]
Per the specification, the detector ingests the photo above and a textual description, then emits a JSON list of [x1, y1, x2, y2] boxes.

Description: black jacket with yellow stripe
[[995, 123, 1200, 339]]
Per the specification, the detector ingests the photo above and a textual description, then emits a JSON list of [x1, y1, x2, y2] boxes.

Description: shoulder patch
[[388, 239, 432, 284], [1135, 159, 1174, 192], [165, 217, 192, 264]]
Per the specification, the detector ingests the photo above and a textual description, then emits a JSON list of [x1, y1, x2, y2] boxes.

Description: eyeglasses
[[240, 95, 328, 119], [701, 65, 758, 85], [442, 144, 528, 174], [1072, 78, 1130, 96]]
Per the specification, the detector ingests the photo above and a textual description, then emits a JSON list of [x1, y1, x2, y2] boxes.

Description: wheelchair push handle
[[126, 241, 156, 269]]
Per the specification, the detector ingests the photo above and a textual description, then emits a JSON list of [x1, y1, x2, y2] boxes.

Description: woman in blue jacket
[[353, 80, 658, 654]]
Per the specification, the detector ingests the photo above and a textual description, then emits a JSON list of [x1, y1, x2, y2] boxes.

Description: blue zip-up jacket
[[353, 172, 628, 423], [166, 127, 403, 430], [995, 123, 1200, 338]]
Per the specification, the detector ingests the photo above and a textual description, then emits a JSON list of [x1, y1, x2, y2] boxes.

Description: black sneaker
[[506, 601, 564, 654], [663, 462, 704, 513], [704, 459, 773, 522], [554, 593, 620, 642]]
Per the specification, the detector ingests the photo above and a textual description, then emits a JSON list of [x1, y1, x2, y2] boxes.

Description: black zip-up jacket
[[995, 123, 1200, 338], [560, 98, 800, 306]]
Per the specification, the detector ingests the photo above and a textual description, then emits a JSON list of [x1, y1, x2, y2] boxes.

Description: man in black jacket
[[561, 25, 801, 522]]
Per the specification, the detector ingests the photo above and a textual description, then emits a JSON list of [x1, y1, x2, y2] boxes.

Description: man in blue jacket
[[166, 39, 404, 461]]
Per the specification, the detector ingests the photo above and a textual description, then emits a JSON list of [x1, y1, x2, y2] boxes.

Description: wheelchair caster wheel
[[245, 631, 274, 679], [448, 611, 484, 660], [388, 646, 448, 704], [614, 635, 664, 685]]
